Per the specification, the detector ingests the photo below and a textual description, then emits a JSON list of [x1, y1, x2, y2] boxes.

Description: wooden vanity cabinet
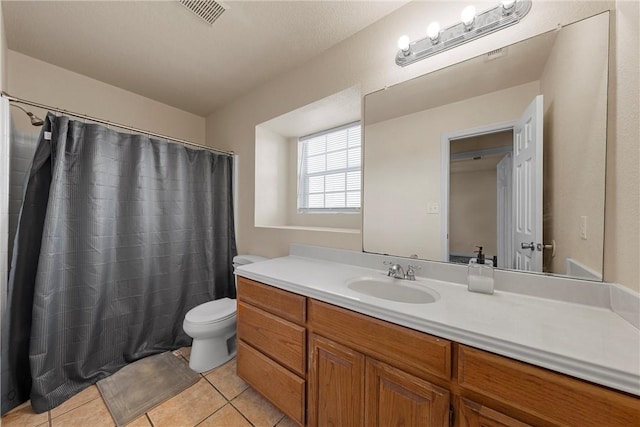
[[237, 278, 640, 427]]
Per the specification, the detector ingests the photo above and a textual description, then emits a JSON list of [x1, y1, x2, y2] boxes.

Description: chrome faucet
[[384, 261, 420, 280], [385, 262, 405, 279]]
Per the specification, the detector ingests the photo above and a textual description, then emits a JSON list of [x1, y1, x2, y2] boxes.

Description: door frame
[[440, 120, 517, 262]]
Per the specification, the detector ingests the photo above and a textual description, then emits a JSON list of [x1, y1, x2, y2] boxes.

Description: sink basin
[[346, 277, 438, 304]]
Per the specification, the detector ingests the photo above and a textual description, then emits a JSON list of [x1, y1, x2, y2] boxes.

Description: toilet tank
[[233, 255, 268, 288]]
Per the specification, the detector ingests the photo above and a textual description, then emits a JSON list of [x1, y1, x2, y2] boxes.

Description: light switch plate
[[427, 202, 440, 214]]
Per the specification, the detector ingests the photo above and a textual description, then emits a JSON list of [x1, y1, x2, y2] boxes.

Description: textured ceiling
[[3, 0, 408, 116]]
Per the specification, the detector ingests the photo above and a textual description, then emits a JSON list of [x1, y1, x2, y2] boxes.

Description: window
[[298, 122, 361, 213]]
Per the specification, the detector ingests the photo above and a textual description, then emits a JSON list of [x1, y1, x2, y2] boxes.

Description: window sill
[[255, 225, 361, 234]]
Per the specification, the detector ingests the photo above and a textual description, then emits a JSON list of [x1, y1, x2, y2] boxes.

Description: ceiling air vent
[[485, 47, 507, 61], [179, 0, 227, 25]]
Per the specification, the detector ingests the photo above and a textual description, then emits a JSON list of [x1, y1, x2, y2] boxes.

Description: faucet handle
[[405, 264, 421, 280], [383, 260, 394, 276]]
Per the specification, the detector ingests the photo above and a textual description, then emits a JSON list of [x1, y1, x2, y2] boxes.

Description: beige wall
[[254, 126, 289, 227], [540, 12, 608, 276], [604, 0, 639, 292], [0, 5, 7, 91], [364, 82, 538, 259], [449, 132, 512, 257], [450, 167, 498, 256], [206, 0, 638, 292], [7, 50, 205, 143]]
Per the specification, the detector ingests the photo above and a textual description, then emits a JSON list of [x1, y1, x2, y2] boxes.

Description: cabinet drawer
[[237, 301, 306, 376], [237, 341, 305, 426], [237, 277, 306, 325], [309, 299, 451, 380], [459, 398, 532, 427], [458, 345, 640, 427]]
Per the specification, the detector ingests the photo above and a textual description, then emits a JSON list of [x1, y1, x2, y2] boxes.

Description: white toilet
[[183, 254, 268, 372]]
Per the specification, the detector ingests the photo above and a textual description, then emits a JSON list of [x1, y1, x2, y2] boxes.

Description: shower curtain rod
[[1, 91, 234, 156]]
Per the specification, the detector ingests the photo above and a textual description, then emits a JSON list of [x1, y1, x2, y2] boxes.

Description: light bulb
[[397, 35, 411, 53], [501, 0, 516, 9], [460, 5, 476, 29], [427, 22, 441, 43]]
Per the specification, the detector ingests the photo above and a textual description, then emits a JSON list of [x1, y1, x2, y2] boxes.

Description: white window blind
[[298, 122, 361, 213]]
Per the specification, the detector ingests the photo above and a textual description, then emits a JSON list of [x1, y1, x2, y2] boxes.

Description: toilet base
[[189, 330, 237, 373]]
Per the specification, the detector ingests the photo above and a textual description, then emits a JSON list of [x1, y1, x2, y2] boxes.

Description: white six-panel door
[[513, 95, 543, 272]]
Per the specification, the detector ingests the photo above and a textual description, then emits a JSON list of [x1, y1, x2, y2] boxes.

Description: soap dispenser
[[467, 246, 495, 294]]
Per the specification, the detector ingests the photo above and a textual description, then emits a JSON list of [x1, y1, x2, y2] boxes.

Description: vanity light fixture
[[501, 0, 517, 15], [427, 22, 441, 44], [397, 34, 411, 55], [460, 5, 477, 30], [395, 0, 532, 67]]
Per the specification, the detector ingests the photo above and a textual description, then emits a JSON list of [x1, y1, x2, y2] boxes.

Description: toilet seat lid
[[185, 298, 237, 324]]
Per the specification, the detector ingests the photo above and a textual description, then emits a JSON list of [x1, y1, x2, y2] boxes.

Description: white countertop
[[236, 255, 640, 396]]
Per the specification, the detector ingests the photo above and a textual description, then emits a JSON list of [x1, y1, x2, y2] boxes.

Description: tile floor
[[2, 347, 298, 427]]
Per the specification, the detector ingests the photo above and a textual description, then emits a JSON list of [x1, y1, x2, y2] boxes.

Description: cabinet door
[[365, 358, 450, 427], [307, 334, 365, 427], [459, 398, 532, 427]]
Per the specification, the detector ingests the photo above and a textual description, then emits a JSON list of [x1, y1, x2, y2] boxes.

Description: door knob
[[537, 240, 556, 257]]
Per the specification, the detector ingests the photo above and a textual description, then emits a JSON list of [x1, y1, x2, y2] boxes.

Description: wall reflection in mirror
[[363, 12, 609, 281]]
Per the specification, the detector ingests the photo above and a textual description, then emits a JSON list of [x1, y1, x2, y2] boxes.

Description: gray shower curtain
[[2, 113, 237, 414]]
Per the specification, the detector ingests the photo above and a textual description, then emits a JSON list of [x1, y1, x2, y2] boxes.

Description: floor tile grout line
[[49, 394, 103, 421], [273, 414, 286, 427], [177, 376, 232, 427], [145, 413, 155, 427], [228, 399, 257, 427], [192, 402, 233, 427], [201, 375, 233, 402]]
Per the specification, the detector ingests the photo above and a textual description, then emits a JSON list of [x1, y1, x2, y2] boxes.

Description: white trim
[[440, 134, 450, 261], [256, 225, 360, 234], [441, 120, 517, 263], [496, 153, 513, 269]]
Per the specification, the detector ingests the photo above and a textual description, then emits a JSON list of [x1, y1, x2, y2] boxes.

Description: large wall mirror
[[363, 12, 609, 281]]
